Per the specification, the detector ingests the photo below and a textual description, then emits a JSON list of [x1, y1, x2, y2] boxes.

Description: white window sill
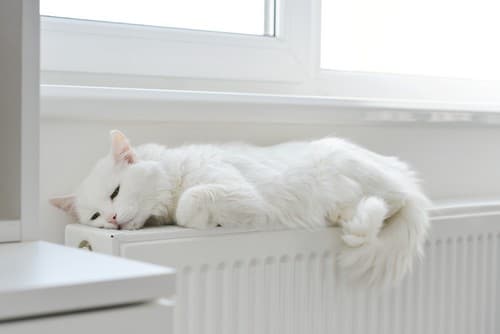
[[40, 84, 500, 125]]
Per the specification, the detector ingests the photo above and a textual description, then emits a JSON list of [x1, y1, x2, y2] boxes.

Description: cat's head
[[50, 130, 165, 230]]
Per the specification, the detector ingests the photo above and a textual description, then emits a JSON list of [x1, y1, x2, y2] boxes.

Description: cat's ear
[[110, 130, 136, 164], [49, 195, 77, 217]]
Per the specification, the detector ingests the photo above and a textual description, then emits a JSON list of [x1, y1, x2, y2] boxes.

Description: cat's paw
[[341, 197, 387, 248], [342, 217, 376, 247], [176, 187, 213, 229], [327, 205, 356, 226], [119, 221, 142, 230], [85, 221, 119, 230]]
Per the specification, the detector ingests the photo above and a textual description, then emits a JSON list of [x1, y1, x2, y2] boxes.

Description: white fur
[[51, 131, 430, 285]]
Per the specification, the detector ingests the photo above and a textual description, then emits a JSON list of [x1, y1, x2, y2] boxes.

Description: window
[[321, 0, 500, 80], [40, 0, 275, 36], [40, 0, 310, 86], [40, 0, 500, 103]]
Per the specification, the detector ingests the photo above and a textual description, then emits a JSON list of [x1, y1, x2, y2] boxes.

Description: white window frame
[[41, 0, 316, 84], [40, 0, 500, 104], [316, 69, 500, 104]]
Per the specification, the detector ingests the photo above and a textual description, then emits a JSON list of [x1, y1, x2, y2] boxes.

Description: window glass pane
[[321, 0, 500, 80], [41, 0, 274, 36]]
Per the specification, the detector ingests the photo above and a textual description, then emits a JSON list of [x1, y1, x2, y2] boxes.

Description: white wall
[[40, 92, 500, 243], [0, 1, 23, 220], [0, 0, 39, 242]]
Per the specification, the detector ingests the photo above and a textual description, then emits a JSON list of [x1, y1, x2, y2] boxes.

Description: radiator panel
[[118, 213, 500, 334]]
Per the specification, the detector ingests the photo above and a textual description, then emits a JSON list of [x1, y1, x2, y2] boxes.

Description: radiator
[[65, 205, 500, 334]]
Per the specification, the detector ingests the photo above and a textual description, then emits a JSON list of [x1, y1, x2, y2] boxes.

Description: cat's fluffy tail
[[339, 194, 430, 286]]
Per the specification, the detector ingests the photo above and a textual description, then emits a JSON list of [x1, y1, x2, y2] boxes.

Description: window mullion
[[264, 0, 276, 37]]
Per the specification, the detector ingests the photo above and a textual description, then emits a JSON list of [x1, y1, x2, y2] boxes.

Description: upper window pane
[[321, 0, 500, 80], [40, 0, 275, 36]]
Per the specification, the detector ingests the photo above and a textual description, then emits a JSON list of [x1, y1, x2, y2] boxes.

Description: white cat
[[51, 130, 430, 285]]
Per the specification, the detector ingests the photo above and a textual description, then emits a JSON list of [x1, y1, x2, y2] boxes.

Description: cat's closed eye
[[110, 185, 120, 200], [90, 212, 100, 220]]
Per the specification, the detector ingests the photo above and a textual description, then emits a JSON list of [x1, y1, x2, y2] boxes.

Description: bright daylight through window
[[321, 0, 500, 80], [40, 0, 275, 36]]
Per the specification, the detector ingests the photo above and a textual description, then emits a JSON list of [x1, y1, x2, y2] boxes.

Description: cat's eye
[[90, 212, 100, 221], [110, 185, 120, 200]]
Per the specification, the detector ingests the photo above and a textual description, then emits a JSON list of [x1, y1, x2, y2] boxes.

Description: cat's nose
[[107, 214, 118, 225]]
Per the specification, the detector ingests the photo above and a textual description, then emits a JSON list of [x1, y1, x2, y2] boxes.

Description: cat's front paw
[[175, 187, 213, 229], [85, 221, 119, 230], [119, 221, 142, 230]]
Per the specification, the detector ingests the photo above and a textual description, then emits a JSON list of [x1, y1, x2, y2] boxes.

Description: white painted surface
[[1, 300, 174, 334], [0, 1, 23, 222], [0, 241, 175, 321], [0, 221, 21, 243], [20, 0, 40, 241], [0, 0, 39, 241], [65, 205, 500, 334], [41, 85, 500, 124]]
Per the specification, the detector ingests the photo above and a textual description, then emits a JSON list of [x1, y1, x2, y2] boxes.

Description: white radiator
[[65, 205, 500, 334]]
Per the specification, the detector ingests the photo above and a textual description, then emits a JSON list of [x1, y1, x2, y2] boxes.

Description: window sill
[[40, 84, 500, 125]]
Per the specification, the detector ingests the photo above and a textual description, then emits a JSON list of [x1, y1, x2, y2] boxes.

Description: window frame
[[40, 0, 500, 104], [316, 69, 500, 104], [41, 0, 316, 84]]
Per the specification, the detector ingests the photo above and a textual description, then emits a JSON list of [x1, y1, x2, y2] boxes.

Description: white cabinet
[[1, 300, 173, 334], [0, 242, 176, 333]]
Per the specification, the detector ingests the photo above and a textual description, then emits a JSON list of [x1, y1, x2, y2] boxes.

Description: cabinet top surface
[[0, 241, 175, 321]]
